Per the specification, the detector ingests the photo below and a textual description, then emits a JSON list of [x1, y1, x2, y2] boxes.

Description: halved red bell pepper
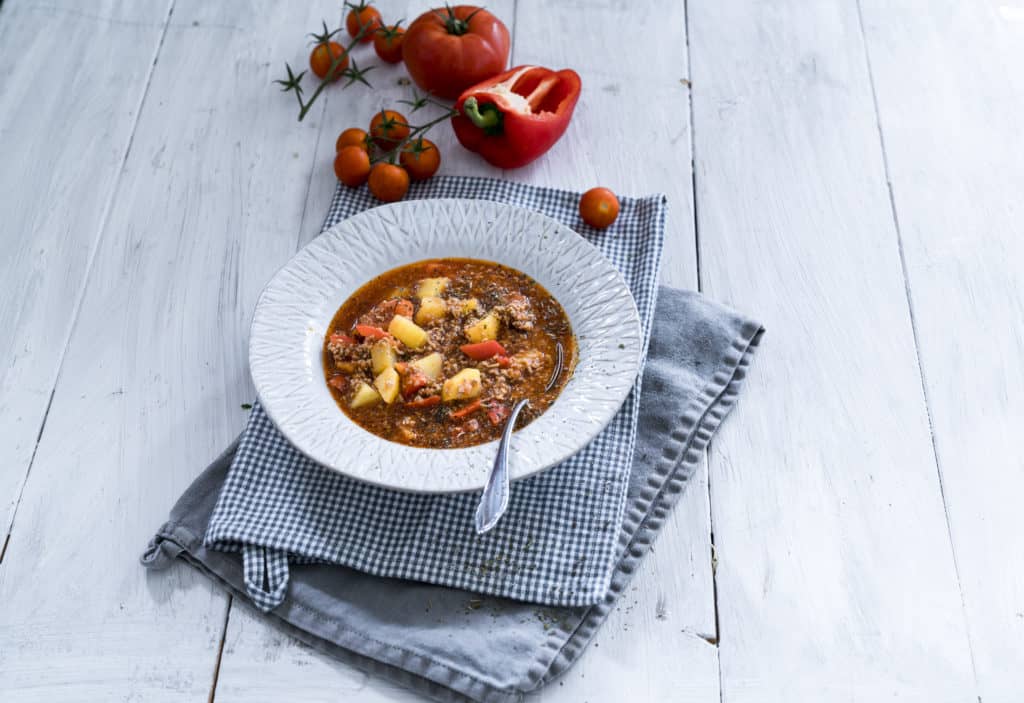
[[451, 65, 582, 169]]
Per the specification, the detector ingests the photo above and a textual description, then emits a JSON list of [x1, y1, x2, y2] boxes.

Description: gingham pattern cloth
[[205, 176, 666, 612]]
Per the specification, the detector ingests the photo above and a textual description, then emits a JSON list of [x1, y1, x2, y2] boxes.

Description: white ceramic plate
[[249, 199, 641, 493]]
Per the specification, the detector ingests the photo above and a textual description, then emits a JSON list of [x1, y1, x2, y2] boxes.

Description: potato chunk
[[415, 277, 450, 299], [388, 315, 428, 349], [414, 296, 447, 326], [349, 382, 381, 409], [410, 352, 443, 380], [464, 313, 500, 343], [442, 368, 482, 402], [373, 367, 400, 404], [370, 339, 397, 375]]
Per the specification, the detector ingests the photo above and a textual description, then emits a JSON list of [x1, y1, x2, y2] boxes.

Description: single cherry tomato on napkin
[[399, 138, 441, 181], [579, 187, 620, 229], [309, 41, 348, 81], [374, 23, 405, 63], [346, 1, 382, 43], [368, 163, 410, 202], [336, 127, 370, 153], [369, 110, 410, 150], [334, 146, 371, 187]]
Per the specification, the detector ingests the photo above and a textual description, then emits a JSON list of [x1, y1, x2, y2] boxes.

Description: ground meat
[[506, 349, 547, 381], [357, 299, 400, 328], [492, 292, 535, 331]]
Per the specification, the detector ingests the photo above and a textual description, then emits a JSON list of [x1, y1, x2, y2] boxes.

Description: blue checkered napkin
[[204, 176, 666, 612]]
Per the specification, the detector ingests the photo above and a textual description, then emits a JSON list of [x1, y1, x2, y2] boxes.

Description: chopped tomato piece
[[328, 375, 348, 391], [394, 299, 414, 318], [407, 394, 441, 408], [450, 399, 483, 419], [495, 354, 511, 368], [401, 369, 430, 398], [355, 324, 391, 341], [329, 332, 356, 345], [460, 340, 507, 360], [486, 403, 510, 426]]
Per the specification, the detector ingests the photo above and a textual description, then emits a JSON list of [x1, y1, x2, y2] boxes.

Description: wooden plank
[[0, 1, 342, 700], [509, 0, 715, 641], [858, 1, 1024, 700], [687, 0, 978, 700], [214, 1, 718, 700], [0, 0, 173, 536]]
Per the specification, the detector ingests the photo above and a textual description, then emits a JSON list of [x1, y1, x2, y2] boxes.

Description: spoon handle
[[475, 398, 530, 535]]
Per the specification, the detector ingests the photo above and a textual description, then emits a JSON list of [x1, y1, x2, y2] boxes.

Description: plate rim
[[249, 198, 642, 494]]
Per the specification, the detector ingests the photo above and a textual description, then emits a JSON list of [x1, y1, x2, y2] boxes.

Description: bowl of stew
[[250, 199, 641, 493]]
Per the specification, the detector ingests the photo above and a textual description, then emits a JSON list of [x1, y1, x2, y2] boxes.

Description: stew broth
[[323, 258, 576, 448]]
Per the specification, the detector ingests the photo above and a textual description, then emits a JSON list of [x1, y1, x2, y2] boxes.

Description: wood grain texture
[[858, 1, 1024, 700], [0, 0, 173, 537], [0, 1, 341, 699], [212, 1, 718, 700], [688, 0, 977, 700]]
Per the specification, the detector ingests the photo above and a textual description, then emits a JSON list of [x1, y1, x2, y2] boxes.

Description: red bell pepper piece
[[451, 65, 582, 169], [329, 332, 356, 345], [354, 324, 391, 341], [450, 399, 483, 419], [406, 395, 441, 408], [460, 340, 507, 360]]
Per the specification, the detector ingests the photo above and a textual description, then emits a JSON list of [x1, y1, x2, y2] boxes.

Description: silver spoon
[[475, 398, 529, 535], [545, 342, 564, 392]]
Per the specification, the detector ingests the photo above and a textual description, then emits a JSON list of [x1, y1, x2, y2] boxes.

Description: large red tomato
[[401, 6, 510, 99]]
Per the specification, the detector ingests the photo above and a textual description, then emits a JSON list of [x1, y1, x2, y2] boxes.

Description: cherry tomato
[[334, 146, 371, 187], [369, 110, 410, 150], [374, 24, 405, 64], [309, 41, 348, 81], [346, 2, 382, 43], [368, 163, 410, 202], [579, 187, 620, 229], [402, 6, 510, 99], [399, 138, 441, 181], [335, 127, 369, 153]]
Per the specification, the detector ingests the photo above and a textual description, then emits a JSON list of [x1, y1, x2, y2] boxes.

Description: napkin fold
[[144, 285, 761, 702]]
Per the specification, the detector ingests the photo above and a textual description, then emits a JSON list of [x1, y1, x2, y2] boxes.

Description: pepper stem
[[462, 97, 501, 129]]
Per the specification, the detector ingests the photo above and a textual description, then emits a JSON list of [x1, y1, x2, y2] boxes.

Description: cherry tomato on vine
[[346, 2, 382, 43], [579, 187, 620, 229], [369, 110, 410, 149], [400, 138, 441, 181], [309, 41, 348, 81], [368, 163, 410, 202], [374, 24, 405, 64], [334, 146, 371, 187], [335, 127, 370, 152]]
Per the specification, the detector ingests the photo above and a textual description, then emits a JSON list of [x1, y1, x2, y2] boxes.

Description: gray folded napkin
[[143, 284, 762, 702]]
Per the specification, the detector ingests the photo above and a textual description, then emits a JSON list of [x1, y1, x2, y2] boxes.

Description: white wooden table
[[1, 0, 1021, 700]]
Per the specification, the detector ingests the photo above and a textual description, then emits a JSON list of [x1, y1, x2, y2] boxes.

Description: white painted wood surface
[[859, 2, 1024, 700], [0, 0, 173, 535], [688, 1, 977, 700], [0, 0, 1019, 700]]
